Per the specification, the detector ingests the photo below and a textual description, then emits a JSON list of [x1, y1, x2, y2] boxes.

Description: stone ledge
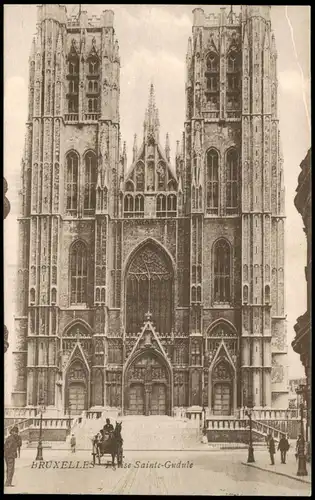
[[242, 461, 311, 484]]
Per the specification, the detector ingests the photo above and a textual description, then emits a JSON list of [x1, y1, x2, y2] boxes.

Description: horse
[[93, 421, 123, 467]]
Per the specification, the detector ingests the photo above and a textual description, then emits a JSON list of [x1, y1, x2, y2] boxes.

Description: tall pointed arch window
[[226, 149, 238, 214], [213, 239, 231, 303], [66, 152, 79, 213], [206, 149, 219, 215], [126, 243, 173, 334], [84, 151, 97, 214], [205, 52, 219, 114], [226, 50, 241, 118], [135, 163, 144, 191], [70, 241, 88, 304], [67, 45, 79, 115]]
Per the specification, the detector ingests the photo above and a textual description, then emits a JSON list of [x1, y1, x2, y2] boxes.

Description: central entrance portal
[[125, 350, 170, 416]]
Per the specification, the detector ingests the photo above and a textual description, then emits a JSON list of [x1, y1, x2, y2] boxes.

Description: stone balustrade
[[5, 407, 37, 418], [236, 408, 299, 420]]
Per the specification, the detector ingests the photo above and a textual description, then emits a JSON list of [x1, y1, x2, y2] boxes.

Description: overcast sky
[[4, 5, 310, 401]]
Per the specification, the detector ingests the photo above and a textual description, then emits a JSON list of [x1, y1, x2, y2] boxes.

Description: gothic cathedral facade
[[12, 5, 288, 416]]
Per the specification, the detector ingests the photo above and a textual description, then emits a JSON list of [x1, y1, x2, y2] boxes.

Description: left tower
[[12, 5, 121, 410]]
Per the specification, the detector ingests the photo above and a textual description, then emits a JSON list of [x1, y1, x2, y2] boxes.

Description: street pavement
[[3, 448, 311, 495], [243, 449, 311, 485]]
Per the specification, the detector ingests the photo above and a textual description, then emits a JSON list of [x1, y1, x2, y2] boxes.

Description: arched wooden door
[[68, 382, 86, 415], [151, 383, 166, 415], [211, 359, 233, 416], [65, 360, 88, 415], [125, 350, 170, 416], [129, 383, 145, 415], [213, 383, 231, 416]]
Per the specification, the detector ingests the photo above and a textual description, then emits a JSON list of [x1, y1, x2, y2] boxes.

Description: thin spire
[[144, 82, 160, 141], [165, 133, 170, 161], [176, 140, 180, 157], [133, 134, 138, 162]]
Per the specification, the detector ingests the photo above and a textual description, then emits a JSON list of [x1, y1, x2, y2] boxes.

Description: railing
[[85, 411, 103, 420], [5, 407, 37, 418], [251, 420, 286, 442], [236, 408, 299, 420], [64, 113, 79, 122], [4, 418, 33, 439], [32, 417, 74, 429], [206, 419, 248, 431], [83, 113, 99, 121]]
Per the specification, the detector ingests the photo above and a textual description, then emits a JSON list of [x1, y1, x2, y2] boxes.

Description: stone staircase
[[65, 414, 200, 451]]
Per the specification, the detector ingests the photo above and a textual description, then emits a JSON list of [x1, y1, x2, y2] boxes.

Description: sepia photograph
[[3, 4, 311, 495]]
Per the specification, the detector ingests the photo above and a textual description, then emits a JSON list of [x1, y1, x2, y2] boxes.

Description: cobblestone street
[[4, 449, 311, 495]]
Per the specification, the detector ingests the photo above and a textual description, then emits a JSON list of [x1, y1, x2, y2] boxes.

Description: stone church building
[[12, 5, 288, 416]]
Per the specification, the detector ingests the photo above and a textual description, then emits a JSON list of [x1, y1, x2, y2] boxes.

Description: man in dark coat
[[4, 426, 19, 487], [268, 433, 276, 465], [278, 435, 290, 464], [103, 418, 114, 435]]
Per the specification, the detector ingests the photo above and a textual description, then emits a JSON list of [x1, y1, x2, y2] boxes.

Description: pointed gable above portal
[[124, 84, 178, 193]]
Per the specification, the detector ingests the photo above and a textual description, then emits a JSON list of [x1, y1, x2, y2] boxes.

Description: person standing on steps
[[268, 433, 276, 465], [4, 426, 19, 487], [70, 434, 76, 453], [278, 434, 290, 464]]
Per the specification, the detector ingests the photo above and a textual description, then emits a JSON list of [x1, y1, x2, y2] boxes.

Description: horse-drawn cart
[[91, 422, 123, 467]]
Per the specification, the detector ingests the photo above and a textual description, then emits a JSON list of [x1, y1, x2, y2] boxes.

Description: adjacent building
[[12, 5, 288, 416], [4, 177, 11, 353], [292, 148, 311, 423]]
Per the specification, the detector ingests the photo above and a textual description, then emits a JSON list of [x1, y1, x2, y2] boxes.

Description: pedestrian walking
[[278, 435, 290, 464], [16, 430, 22, 458], [70, 434, 76, 453], [4, 426, 19, 487], [267, 433, 276, 465]]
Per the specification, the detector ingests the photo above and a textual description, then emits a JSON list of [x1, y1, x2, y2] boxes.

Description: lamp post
[[296, 385, 308, 476], [202, 389, 207, 433], [35, 400, 46, 461], [245, 401, 255, 463], [68, 402, 72, 432]]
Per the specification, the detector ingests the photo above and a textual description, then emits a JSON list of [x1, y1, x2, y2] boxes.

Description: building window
[[167, 194, 177, 217], [84, 151, 97, 214], [69, 59, 79, 76], [156, 194, 166, 217], [135, 163, 144, 191], [88, 98, 98, 113], [206, 149, 219, 214], [68, 97, 78, 113], [126, 242, 173, 334], [124, 194, 134, 217], [206, 53, 219, 72], [205, 52, 219, 113], [88, 80, 98, 93], [88, 59, 99, 75], [191, 341, 201, 365], [134, 194, 144, 217], [66, 152, 79, 213], [70, 241, 88, 305], [226, 149, 238, 214], [213, 239, 231, 303]]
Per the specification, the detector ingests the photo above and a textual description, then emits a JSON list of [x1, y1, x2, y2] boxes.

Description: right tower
[[184, 6, 287, 410]]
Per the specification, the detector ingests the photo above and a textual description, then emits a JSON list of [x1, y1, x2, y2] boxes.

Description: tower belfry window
[[206, 149, 219, 215], [84, 152, 97, 214], [66, 152, 79, 213], [226, 149, 238, 214], [205, 52, 219, 115]]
